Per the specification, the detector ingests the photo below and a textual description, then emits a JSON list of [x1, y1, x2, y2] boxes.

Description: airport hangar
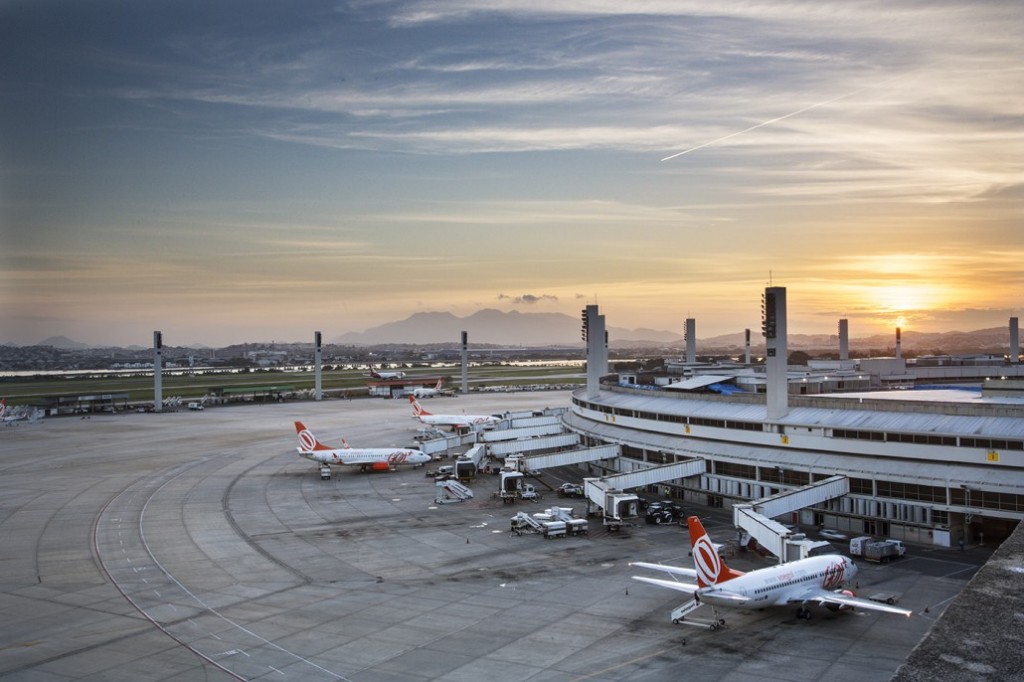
[[564, 295, 1024, 555]]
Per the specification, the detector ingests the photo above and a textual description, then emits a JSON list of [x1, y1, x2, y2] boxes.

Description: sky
[[2, 1, 1022, 347]]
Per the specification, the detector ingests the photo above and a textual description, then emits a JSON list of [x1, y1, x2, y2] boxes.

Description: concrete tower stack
[[685, 318, 696, 365], [1011, 317, 1020, 364], [461, 331, 469, 394], [763, 287, 788, 421], [153, 331, 163, 413], [314, 331, 323, 401], [744, 328, 751, 365], [838, 319, 849, 361], [895, 327, 902, 359], [582, 305, 607, 399]]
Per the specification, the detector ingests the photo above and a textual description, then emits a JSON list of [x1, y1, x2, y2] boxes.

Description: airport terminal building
[[565, 296, 1024, 548]]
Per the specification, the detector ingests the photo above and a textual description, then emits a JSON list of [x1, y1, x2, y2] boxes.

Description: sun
[[873, 285, 930, 315]]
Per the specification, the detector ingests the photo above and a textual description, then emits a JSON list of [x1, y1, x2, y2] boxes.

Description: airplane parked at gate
[[631, 516, 911, 630], [408, 396, 501, 430], [369, 365, 405, 380], [412, 379, 444, 398], [294, 421, 430, 472]]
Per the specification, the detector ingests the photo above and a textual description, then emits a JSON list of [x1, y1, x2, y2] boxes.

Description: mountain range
[[333, 309, 683, 347], [333, 309, 1016, 353], [27, 310, 1017, 353]]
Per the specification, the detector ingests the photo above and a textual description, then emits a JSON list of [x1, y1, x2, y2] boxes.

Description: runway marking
[[569, 644, 684, 681], [100, 459, 353, 681], [941, 566, 978, 579]]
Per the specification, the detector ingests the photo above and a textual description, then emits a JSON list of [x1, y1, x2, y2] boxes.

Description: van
[[187, 402, 204, 411]]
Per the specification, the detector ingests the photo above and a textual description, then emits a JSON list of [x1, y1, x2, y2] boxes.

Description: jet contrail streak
[[661, 89, 865, 162]]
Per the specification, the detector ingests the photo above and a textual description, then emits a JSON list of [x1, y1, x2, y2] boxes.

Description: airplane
[[294, 421, 430, 472], [412, 378, 444, 398], [1, 399, 35, 425], [409, 396, 502, 430], [631, 515, 912, 630], [369, 365, 405, 380]]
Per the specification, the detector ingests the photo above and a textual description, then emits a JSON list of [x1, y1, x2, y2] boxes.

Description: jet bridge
[[480, 423, 566, 442], [487, 432, 580, 458], [583, 459, 706, 530], [732, 474, 849, 561], [504, 444, 621, 473]]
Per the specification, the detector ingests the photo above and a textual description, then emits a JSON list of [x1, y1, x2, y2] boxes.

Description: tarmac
[[0, 391, 996, 681]]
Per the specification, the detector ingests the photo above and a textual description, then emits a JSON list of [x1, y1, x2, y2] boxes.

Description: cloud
[[497, 293, 560, 305]]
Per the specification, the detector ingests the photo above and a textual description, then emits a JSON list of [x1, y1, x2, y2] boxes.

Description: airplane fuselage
[[698, 555, 856, 609], [297, 447, 430, 467], [415, 414, 498, 429]]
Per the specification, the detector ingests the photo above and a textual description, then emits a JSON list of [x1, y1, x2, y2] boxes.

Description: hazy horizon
[[12, 308, 1022, 350], [3, 2, 1021, 347]]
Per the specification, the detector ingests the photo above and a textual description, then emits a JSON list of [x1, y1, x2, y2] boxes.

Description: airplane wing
[[631, 576, 700, 594], [786, 586, 912, 616], [630, 562, 699, 580]]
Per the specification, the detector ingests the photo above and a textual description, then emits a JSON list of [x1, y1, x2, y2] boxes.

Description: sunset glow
[[1, 2, 1021, 346]]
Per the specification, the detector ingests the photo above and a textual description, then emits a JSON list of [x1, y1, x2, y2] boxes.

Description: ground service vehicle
[[850, 536, 907, 562], [644, 502, 686, 525], [557, 483, 584, 498]]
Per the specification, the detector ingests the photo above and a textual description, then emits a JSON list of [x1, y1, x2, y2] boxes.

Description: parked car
[[556, 483, 585, 498], [819, 529, 849, 541]]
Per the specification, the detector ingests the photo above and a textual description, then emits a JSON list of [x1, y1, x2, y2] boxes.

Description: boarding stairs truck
[[435, 479, 474, 504], [509, 512, 567, 539]]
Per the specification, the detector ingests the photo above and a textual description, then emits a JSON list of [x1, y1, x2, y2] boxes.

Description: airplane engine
[[826, 589, 856, 612], [370, 461, 392, 472]]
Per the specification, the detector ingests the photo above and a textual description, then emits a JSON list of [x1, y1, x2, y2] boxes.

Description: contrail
[[661, 88, 866, 162]]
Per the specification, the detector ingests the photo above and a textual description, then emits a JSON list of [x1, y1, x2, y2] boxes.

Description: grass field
[[0, 364, 585, 405]]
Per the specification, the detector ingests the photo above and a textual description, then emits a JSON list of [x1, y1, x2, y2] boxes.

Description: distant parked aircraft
[[293, 421, 430, 473], [369, 365, 405, 380], [409, 396, 501, 430], [412, 378, 444, 398], [1, 399, 39, 425], [631, 515, 911, 630]]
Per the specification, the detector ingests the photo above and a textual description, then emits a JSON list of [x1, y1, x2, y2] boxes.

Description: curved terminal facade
[[566, 383, 1024, 547]]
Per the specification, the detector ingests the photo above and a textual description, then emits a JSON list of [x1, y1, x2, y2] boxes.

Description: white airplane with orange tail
[[294, 421, 430, 473], [631, 515, 911, 630], [412, 378, 444, 398], [408, 396, 501, 430]]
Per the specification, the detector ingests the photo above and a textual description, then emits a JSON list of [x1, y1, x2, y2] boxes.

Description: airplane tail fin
[[294, 421, 330, 451], [409, 395, 431, 416], [687, 516, 744, 587]]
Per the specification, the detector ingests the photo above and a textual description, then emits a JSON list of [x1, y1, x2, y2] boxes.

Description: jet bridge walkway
[[732, 474, 849, 560], [584, 459, 706, 530]]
